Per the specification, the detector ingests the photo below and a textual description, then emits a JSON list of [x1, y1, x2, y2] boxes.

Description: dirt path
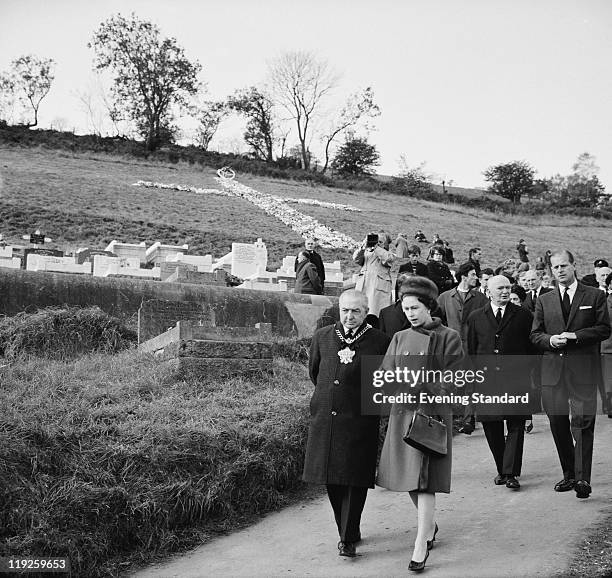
[[133, 415, 612, 577]]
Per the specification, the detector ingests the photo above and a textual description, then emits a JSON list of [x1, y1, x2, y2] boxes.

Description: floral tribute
[[133, 176, 360, 249]]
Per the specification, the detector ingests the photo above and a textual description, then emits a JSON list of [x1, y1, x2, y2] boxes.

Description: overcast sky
[[1, 0, 611, 189]]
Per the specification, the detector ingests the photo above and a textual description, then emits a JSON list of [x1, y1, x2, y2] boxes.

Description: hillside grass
[[1, 145, 609, 275], [0, 350, 312, 577]]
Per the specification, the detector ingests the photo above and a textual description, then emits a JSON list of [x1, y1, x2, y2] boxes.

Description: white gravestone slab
[[93, 255, 141, 277], [146, 242, 189, 265], [27, 254, 92, 274], [105, 241, 147, 264], [0, 246, 14, 259], [0, 257, 21, 269], [167, 253, 213, 272], [231, 239, 268, 278]]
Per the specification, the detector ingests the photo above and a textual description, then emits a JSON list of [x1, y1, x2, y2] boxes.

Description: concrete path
[[133, 415, 612, 578]]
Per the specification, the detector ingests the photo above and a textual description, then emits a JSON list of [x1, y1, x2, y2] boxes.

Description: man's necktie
[[531, 290, 536, 301], [495, 308, 502, 325], [346, 330, 353, 340], [561, 288, 571, 323]]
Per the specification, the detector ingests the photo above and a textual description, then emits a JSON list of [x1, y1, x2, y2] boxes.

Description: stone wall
[[0, 268, 338, 340]]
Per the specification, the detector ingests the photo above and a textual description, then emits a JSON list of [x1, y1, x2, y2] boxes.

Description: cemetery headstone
[[231, 238, 267, 278]]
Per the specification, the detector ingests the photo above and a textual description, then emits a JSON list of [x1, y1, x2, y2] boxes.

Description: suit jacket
[[379, 301, 411, 337], [467, 303, 535, 419], [522, 286, 553, 313], [530, 282, 611, 387]]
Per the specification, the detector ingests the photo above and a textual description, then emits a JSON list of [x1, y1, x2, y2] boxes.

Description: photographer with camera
[[352, 230, 395, 317]]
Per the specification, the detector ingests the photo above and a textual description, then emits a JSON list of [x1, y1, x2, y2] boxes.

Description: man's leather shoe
[[458, 423, 474, 435], [338, 541, 356, 557], [575, 480, 592, 499], [494, 474, 508, 485], [505, 476, 520, 489], [554, 478, 575, 492], [409, 550, 429, 572]]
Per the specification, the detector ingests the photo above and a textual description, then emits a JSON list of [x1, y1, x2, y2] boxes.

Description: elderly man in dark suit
[[303, 290, 391, 557], [522, 269, 553, 313], [468, 275, 535, 489], [531, 250, 611, 499]]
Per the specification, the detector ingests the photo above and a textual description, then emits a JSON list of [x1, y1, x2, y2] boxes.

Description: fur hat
[[398, 275, 439, 302]]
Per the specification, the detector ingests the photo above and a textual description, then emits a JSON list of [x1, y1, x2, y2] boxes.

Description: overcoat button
[[333, 379, 340, 385], [331, 411, 337, 416]]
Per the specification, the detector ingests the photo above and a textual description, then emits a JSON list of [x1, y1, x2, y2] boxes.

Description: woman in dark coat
[[294, 251, 322, 295], [377, 276, 464, 571], [303, 290, 391, 557], [427, 247, 455, 294]]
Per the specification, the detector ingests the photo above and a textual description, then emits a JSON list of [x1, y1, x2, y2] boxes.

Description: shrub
[[0, 306, 136, 360]]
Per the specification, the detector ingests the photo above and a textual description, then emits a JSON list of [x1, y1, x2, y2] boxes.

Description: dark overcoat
[[302, 322, 391, 487], [294, 250, 325, 291], [522, 286, 553, 313], [467, 302, 536, 420], [294, 260, 322, 295]]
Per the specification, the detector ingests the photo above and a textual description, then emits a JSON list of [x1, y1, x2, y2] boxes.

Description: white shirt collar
[[558, 279, 578, 300], [490, 303, 506, 316]]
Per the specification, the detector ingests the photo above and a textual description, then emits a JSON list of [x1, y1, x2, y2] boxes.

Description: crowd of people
[[299, 236, 612, 572]]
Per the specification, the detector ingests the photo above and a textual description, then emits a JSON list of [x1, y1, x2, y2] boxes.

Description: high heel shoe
[[426, 523, 438, 550], [409, 549, 430, 572]]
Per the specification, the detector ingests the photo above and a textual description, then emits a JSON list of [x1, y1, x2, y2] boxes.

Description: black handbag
[[403, 409, 448, 457]]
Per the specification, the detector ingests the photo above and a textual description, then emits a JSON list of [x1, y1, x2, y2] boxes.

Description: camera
[[366, 233, 379, 248]]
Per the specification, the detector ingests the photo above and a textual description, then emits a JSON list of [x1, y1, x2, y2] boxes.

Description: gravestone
[[93, 255, 140, 277], [75, 248, 116, 265], [105, 241, 147, 264], [0, 257, 21, 269], [26, 254, 92, 274], [231, 238, 267, 278], [0, 246, 14, 259], [166, 253, 213, 272], [146, 242, 189, 266], [139, 320, 274, 378]]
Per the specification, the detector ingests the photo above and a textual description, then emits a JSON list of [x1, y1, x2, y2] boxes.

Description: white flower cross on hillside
[[133, 178, 360, 249]]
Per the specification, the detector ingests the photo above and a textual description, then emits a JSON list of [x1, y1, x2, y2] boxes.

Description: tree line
[[0, 12, 610, 206], [0, 13, 380, 177]]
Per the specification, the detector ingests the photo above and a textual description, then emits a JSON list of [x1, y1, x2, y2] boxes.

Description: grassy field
[[1, 145, 610, 276], [0, 349, 312, 577]]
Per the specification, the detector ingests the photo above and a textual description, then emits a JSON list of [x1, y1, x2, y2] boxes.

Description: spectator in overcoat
[[294, 238, 325, 293], [294, 252, 322, 295], [353, 232, 395, 316]]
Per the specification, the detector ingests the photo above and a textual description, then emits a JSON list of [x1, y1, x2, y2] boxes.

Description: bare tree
[[193, 100, 227, 150], [321, 86, 380, 174], [268, 51, 338, 170]]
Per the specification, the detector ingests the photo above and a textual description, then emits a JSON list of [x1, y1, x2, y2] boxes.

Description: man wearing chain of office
[[302, 289, 391, 558]]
